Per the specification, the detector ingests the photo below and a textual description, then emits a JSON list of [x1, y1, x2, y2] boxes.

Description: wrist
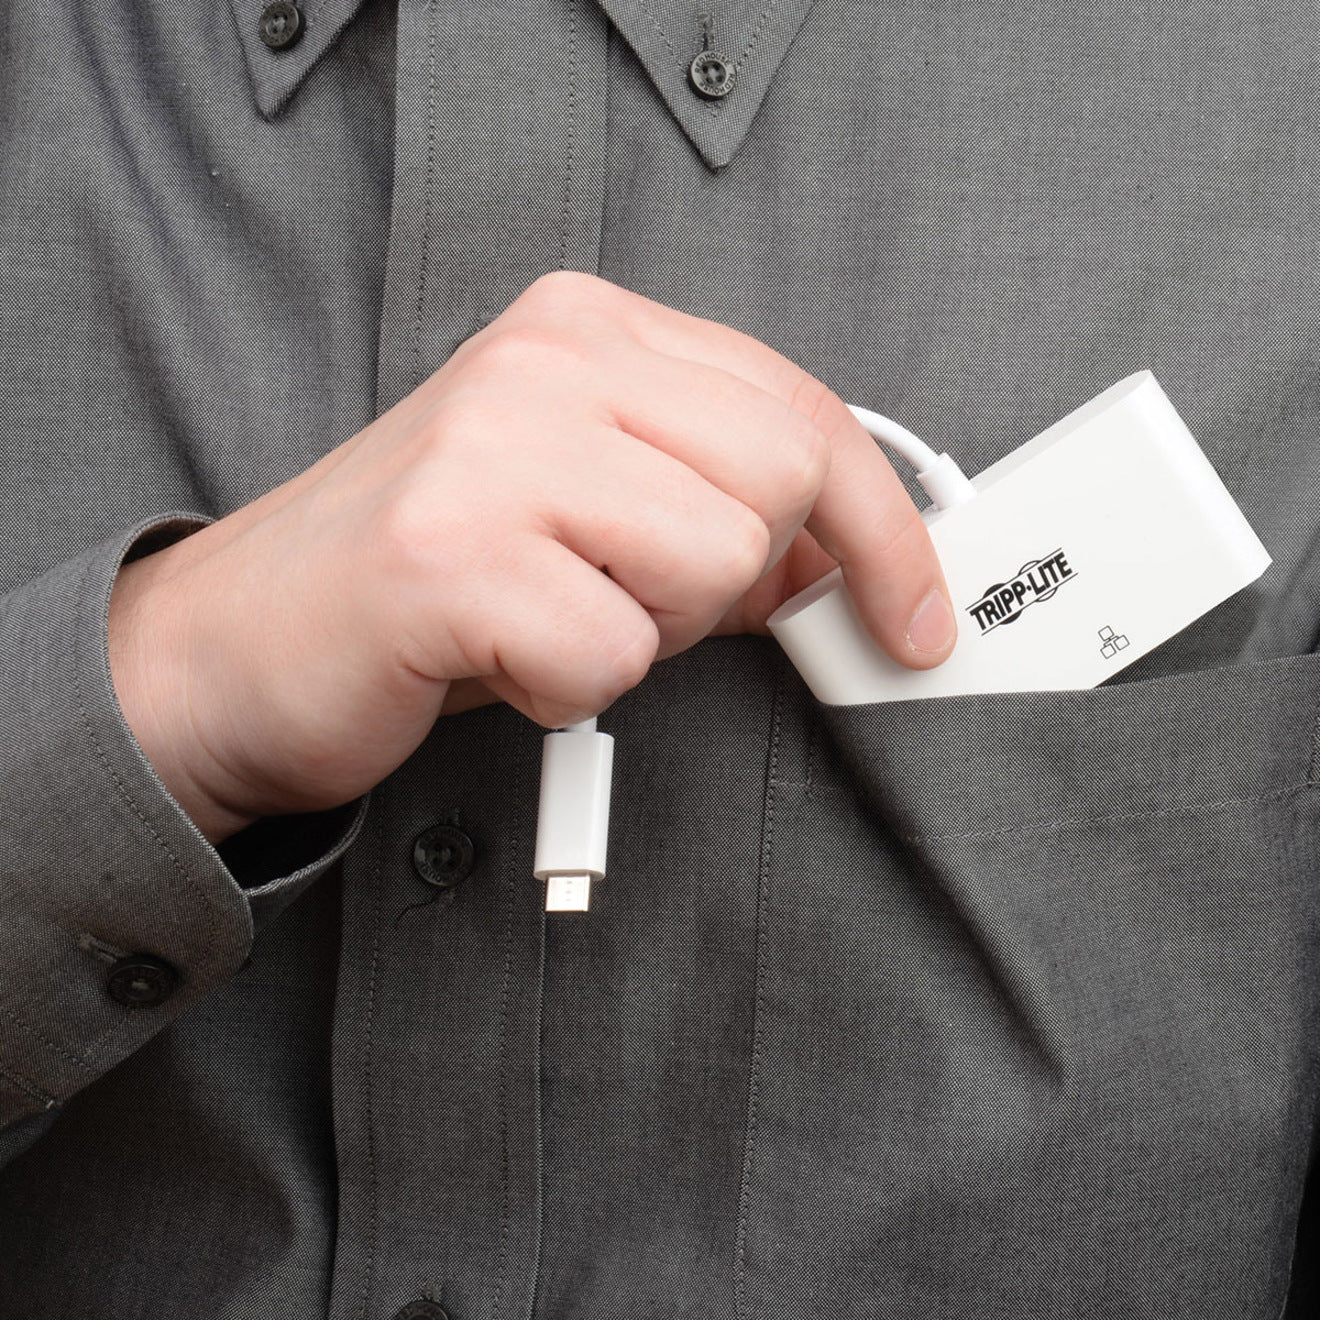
[[108, 548, 260, 846]]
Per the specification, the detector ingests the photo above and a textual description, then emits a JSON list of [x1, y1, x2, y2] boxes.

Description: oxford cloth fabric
[[2, 0, 1320, 1315]]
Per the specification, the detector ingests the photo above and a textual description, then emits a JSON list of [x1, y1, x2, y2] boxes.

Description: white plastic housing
[[532, 728, 614, 880], [768, 371, 1272, 703]]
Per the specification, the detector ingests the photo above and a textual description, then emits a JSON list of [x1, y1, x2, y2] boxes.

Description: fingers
[[526, 421, 801, 656], [800, 404, 958, 666], [457, 537, 661, 729], [589, 344, 830, 572], [438, 676, 501, 717], [512, 273, 957, 668]]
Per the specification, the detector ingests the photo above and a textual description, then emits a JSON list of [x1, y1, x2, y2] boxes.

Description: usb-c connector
[[533, 717, 613, 913]]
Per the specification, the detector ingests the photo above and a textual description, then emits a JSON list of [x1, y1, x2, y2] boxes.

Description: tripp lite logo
[[965, 548, 1077, 634]]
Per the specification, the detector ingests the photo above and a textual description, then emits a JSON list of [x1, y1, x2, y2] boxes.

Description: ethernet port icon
[[1098, 624, 1129, 659]]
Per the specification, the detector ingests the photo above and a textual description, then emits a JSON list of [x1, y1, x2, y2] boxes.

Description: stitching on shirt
[[526, 804, 549, 1320], [705, 0, 783, 121], [1307, 685, 1320, 785], [76, 930, 125, 963], [0, 1059, 55, 1108], [355, 794, 386, 1320], [734, 671, 782, 1320], [898, 780, 1318, 846], [1, 1009, 94, 1073], [595, 27, 614, 272], [410, 0, 440, 394], [73, 551, 223, 1047], [631, 0, 678, 60], [489, 751, 524, 1320], [735, 0, 779, 68], [556, 0, 579, 271], [739, 0, 776, 67]]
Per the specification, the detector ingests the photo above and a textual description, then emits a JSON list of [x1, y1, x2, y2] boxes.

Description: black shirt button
[[412, 823, 476, 889], [106, 954, 180, 1008], [689, 50, 736, 99], [259, 1, 304, 50], [394, 1303, 449, 1320]]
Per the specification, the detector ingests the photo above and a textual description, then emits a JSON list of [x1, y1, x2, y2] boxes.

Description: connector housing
[[533, 727, 614, 908]]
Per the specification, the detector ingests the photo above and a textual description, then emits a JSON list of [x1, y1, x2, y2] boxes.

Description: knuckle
[[787, 418, 831, 500], [520, 269, 617, 316], [513, 272, 632, 352], [594, 616, 660, 701], [786, 369, 835, 430], [787, 369, 852, 448], [469, 323, 567, 376], [422, 394, 498, 457], [720, 507, 773, 585], [370, 496, 439, 578], [870, 500, 928, 560]]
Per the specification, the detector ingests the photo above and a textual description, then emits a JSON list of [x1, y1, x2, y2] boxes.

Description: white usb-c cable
[[531, 403, 975, 912], [845, 405, 977, 511]]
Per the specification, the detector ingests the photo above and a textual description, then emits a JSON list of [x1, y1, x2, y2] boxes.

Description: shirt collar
[[229, 0, 372, 119], [231, 0, 815, 169], [594, 0, 819, 168]]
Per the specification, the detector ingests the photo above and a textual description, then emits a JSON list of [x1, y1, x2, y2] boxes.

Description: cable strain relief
[[917, 453, 978, 510]]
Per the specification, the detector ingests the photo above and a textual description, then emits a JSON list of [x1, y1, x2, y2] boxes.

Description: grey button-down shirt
[[3, 0, 1320, 1315]]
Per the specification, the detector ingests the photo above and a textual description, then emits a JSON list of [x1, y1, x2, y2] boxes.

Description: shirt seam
[[0, 1059, 56, 1109], [890, 778, 1319, 845], [631, 0, 678, 60], [489, 746, 526, 1319], [733, 666, 782, 1320], [354, 790, 387, 1320], [1307, 677, 1320, 784], [0, 1008, 96, 1075], [707, 0, 784, 121], [409, 0, 440, 395], [734, 0, 780, 68], [555, 0, 580, 272]]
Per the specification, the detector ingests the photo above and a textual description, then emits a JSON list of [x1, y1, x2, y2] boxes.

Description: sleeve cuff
[[0, 512, 369, 1125]]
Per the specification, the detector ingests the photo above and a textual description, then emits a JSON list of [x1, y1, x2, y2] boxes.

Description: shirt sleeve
[[0, 512, 371, 1135]]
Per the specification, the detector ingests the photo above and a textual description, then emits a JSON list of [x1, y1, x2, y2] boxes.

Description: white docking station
[[767, 371, 1272, 704]]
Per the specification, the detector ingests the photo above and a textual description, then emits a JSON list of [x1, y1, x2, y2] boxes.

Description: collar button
[[259, 1, 304, 50], [689, 50, 736, 99]]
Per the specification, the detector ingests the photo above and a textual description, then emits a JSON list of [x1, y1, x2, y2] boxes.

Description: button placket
[[327, 0, 612, 1308]]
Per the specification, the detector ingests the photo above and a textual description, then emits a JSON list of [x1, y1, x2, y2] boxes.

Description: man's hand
[[107, 272, 957, 843]]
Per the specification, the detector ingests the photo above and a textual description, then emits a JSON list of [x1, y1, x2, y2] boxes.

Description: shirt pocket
[[737, 650, 1320, 1318]]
